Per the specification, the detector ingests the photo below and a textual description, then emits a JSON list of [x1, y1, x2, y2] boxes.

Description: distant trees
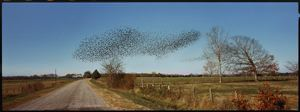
[[203, 59, 217, 76], [83, 71, 92, 78], [285, 61, 298, 74], [64, 73, 82, 78], [91, 69, 101, 80]]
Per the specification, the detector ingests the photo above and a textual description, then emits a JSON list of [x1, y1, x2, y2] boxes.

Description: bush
[[255, 82, 288, 110], [121, 74, 136, 90], [231, 90, 251, 110], [107, 73, 136, 90]]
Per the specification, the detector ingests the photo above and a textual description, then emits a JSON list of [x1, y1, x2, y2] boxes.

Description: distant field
[[96, 76, 298, 110], [2, 79, 76, 110]]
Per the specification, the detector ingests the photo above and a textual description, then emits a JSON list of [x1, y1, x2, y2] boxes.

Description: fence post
[[179, 86, 182, 98], [209, 88, 213, 103], [19, 83, 22, 94], [159, 83, 161, 89], [234, 90, 238, 99], [193, 85, 196, 108], [160, 78, 163, 89], [193, 85, 195, 98], [141, 78, 144, 88], [152, 80, 154, 87]]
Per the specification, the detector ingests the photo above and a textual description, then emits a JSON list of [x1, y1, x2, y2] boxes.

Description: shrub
[[107, 73, 135, 90], [121, 74, 136, 90], [231, 90, 251, 110], [255, 82, 288, 110], [220, 98, 235, 110]]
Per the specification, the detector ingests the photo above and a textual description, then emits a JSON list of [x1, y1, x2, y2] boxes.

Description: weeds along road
[[11, 79, 110, 111]]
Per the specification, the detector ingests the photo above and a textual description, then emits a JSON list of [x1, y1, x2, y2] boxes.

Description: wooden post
[[179, 86, 182, 98], [141, 78, 144, 88], [152, 80, 154, 87], [160, 78, 163, 89], [234, 90, 238, 99], [159, 83, 161, 89], [209, 88, 213, 103], [193, 85, 196, 108], [193, 85, 195, 98]]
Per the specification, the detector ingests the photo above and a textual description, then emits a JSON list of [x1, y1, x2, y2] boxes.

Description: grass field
[[95, 76, 298, 110], [2, 79, 76, 110]]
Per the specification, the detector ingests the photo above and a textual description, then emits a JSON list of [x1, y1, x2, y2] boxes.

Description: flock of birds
[[73, 27, 201, 62]]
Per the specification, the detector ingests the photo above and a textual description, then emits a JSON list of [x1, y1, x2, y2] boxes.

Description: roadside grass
[[88, 79, 149, 110], [90, 79, 175, 110], [2, 79, 75, 110]]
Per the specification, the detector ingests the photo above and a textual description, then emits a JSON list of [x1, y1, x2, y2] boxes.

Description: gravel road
[[11, 80, 109, 111]]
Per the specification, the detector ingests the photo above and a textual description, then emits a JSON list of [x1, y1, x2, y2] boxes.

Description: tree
[[285, 61, 298, 74], [102, 58, 125, 87], [101, 58, 123, 74], [203, 59, 218, 76], [83, 71, 92, 78], [91, 69, 101, 79], [203, 26, 230, 83], [228, 36, 278, 81]]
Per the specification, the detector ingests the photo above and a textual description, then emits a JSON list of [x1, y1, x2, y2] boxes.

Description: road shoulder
[[86, 79, 149, 110]]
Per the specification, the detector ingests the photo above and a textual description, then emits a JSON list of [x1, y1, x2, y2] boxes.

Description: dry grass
[[2, 79, 68, 98], [87, 79, 149, 110], [133, 76, 298, 110], [2, 79, 75, 110], [87, 76, 298, 110]]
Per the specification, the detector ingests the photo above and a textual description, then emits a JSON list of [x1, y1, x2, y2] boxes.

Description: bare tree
[[101, 57, 124, 74], [285, 61, 298, 74], [203, 26, 230, 83], [203, 59, 218, 76], [228, 35, 278, 81]]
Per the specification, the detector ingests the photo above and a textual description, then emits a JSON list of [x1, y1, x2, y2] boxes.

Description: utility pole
[[55, 68, 57, 85]]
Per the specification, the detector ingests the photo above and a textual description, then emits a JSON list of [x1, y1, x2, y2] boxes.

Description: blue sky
[[2, 3, 298, 76]]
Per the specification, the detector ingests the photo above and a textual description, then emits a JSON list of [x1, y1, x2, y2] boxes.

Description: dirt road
[[11, 79, 110, 110]]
